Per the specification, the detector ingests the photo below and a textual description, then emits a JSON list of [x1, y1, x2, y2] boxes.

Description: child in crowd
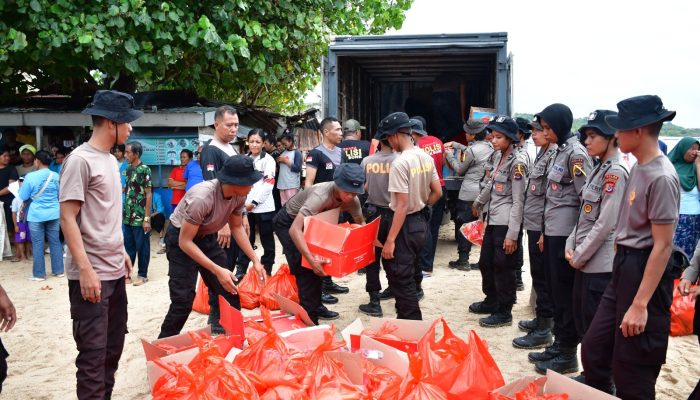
[[10, 177, 30, 262]]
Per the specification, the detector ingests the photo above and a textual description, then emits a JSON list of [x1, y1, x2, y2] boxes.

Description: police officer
[[443, 119, 493, 270], [513, 120, 558, 350], [581, 96, 680, 399], [380, 112, 442, 320], [514, 117, 534, 291], [358, 128, 397, 317], [537, 110, 629, 377], [159, 156, 266, 338], [273, 163, 365, 324], [469, 116, 527, 327], [528, 103, 592, 374]]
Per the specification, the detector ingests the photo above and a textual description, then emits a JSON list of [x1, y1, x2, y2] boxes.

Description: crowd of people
[[0, 89, 697, 400]]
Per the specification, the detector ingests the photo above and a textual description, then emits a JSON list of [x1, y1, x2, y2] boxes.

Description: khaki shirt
[[475, 150, 528, 241], [566, 154, 629, 273], [389, 147, 440, 214], [169, 180, 246, 236], [445, 141, 493, 202], [523, 144, 558, 232], [544, 136, 592, 236], [285, 181, 363, 220]]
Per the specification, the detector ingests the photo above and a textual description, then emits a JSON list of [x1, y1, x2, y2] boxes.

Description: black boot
[[378, 287, 393, 300], [518, 317, 539, 332], [323, 277, 349, 294], [528, 340, 560, 363], [321, 292, 338, 304], [448, 253, 470, 269], [479, 305, 512, 328], [207, 305, 225, 335], [357, 267, 367, 275], [359, 291, 383, 317], [512, 317, 553, 349], [535, 346, 579, 375], [468, 299, 498, 314], [515, 270, 525, 291], [416, 285, 424, 301], [317, 305, 340, 320]]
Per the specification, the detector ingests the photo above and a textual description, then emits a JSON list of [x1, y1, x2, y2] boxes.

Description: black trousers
[[382, 210, 428, 320], [0, 338, 6, 394], [151, 213, 166, 234], [159, 226, 241, 338], [581, 246, 673, 399], [454, 200, 476, 258], [363, 204, 392, 293], [572, 270, 611, 339], [544, 235, 577, 347], [420, 189, 446, 272], [69, 277, 128, 400], [273, 208, 322, 324], [479, 225, 521, 309], [527, 230, 553, 318], [238, 210, 276, 275]]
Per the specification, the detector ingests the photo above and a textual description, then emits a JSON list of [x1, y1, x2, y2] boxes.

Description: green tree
[[0, 0, 412, 111]]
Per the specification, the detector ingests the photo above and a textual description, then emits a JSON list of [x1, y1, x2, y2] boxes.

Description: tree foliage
[[0, 0, 412, 111]]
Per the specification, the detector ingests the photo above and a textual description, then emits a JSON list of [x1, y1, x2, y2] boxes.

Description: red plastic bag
[[671, 279, 696, 336], [192, 276, 210, 315], [238, 270, 269, 310], [152, 333, 259, 400], [260, 264, 299, 310], [447, 330, 505, 399], [397, 352, 448, 400], [260, 381, 305, 400], [514, 382, 568, 400], [461, 220, 485, 246], [300, 326, 354, 399], [361, 321, 401, 341], [233, 307, 304, 384], [418, 318, 470, 394], [362, 359, 402, 400], [314, 380, 371, 400]]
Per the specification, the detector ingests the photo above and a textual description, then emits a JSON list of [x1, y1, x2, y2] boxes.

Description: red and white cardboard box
[[301, 208, 380, 277], [491, 370, 618, 400], [341, 317, 432, 353]]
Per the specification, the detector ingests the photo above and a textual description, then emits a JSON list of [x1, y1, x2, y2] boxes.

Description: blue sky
[[387, 0, 700, 128]]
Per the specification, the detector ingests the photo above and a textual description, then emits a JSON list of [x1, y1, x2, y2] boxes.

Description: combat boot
[[535, 346, 578, 375], [378, 287, 393, 300], [468, 298, 498, 314], [527, 340, 560, 363], [359, 291, 383, 317], [512, 317, 553, 349], [479, 305, 512, 328], [518, 317, 538, 332], [448, 253, 470, 269]]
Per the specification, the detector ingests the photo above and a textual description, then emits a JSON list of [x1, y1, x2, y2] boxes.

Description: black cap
[[578, 110, 618, 137], [605, 95, 676, 131], [515, 117, 532, 139], [463, 119, 486, 135], [486, 116, 520, 142], [527, 120, 543, 131], [333, 163, 365, 194], [378, 112, 413, 136], [216, 155, 263, 186], [409, 118, 428, 136], [82, 90, 144, 123]]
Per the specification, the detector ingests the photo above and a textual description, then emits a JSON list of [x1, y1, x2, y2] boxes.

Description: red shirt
[[169, 166, 186, 206], [418, 135, 445, 186]]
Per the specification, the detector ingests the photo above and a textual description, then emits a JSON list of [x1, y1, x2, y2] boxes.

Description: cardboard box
[[280, 325, 333, 352], [491, 370, 618, 400], [341, 317, 432, 353], [358, 335, 409, 377], [301, 208, 380, 277], [470, 106, 498, 123]]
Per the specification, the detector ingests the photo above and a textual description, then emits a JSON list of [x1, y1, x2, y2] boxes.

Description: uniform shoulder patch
[[571, 157, 585, 177], [513, 163, 527, 180], [603, 173, 620, 194]]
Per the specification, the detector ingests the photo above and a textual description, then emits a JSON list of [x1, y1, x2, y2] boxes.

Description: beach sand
[[1, 223, 698, 399]]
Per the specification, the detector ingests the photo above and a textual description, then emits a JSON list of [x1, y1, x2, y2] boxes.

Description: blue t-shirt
[[119, 160, 129, 187], [151, 192, 165, 214], [680, 186, 700, 215], [49, 161, 62, 174], [184, 160, 204, 191], [19, 168, 60, 222]]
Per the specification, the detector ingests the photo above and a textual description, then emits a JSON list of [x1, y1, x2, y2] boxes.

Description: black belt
[[616, 245, 652, 256], [167, 224, 216, 240], [386, 207, 430, 219]]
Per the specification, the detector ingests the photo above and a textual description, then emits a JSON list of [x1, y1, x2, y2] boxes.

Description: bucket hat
[[486, 116, 520, 142], [82, 90, 144, 123], [333, 163, 365, 194], [410, 118, 428, 136], [579, 110, 617, 137], [515, 117, 532, 139], [463, 119, 486, 135], [605, 95, 675, 131], [378, 112, 413, 136], [217, 155, 263, 186]]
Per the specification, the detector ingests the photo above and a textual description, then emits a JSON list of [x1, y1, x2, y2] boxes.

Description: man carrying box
[[158, 155, 267, 339], [380, 112, 442, 320], [273, 163, 365, 324]]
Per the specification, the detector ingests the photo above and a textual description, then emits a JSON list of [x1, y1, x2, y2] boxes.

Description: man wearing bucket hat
[[273, 163, 365, 323], [581, 96, 680, 399], [159, 155, 267, 338], [380, 112, 442, 320], [60, 89, 142, 399], [527, 103, 592, 375], [469, 116, 528, 328], [443, 119, 493, 271], [535, 110, 629, 377]]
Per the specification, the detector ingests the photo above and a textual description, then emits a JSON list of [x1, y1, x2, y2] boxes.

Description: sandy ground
[[0, 222, 698, 399]]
